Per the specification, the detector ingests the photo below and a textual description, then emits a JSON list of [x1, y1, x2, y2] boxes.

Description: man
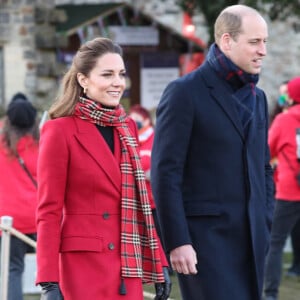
[[151, 4, 274, 300], [264, 76, 300, 300]]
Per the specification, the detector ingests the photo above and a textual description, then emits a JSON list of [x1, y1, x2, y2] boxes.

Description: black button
[[108, 243, 115, 250], [103, 212, 109, 219]]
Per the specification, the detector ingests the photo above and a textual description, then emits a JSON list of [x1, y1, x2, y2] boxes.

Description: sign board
[[140, 52, 179, 109], [107, 26, 159, 46]]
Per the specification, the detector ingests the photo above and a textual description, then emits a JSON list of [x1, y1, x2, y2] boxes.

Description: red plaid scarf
[[74, 97, 164, 283]]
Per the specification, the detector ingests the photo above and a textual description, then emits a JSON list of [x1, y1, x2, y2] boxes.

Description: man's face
[[227, 14, 268, 74]]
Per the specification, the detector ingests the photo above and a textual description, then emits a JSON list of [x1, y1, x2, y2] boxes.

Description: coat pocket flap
[[60, 236, 104, 252], [184, 201, 222, 216]]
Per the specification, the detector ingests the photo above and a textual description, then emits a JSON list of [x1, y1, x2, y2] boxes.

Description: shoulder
[[40, 116, 79, 143], [44, 116, 76, 128]]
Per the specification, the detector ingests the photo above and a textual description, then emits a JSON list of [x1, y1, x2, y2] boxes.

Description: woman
[[36, 37, 170, 300], [0, 92, 39, 300]]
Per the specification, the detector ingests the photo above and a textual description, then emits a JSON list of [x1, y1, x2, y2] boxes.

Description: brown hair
[[1, 117, 39, 156], [49, 37, 123, 119]]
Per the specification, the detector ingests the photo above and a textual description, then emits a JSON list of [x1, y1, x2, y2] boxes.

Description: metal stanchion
[[0, 216, 13, 300]]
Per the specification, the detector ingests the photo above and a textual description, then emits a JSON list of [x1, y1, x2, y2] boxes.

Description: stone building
[[0, 0, 300, 113], [0, 0, 67, 112]]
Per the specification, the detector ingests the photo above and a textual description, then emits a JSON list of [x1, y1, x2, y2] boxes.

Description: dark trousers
[[264, 200, 300, 298], [290, 218, 300, 272], [0, 233, 36, 300]]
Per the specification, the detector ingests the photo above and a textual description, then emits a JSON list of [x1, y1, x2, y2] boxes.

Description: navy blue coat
[[151, 61, 275, 300]]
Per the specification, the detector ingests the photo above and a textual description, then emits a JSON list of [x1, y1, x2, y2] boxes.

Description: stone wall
[[0, 0, 67, 110], [0, 1, 37, 106]]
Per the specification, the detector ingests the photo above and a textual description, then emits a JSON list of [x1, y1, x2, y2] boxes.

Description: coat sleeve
[[263, 95, 275, 229], [151, 80, 194, 252], [36, 119, 69, 284]]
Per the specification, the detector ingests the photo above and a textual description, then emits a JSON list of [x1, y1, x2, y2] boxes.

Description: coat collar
[[200, 62, 245, 140], [73, 117, 121, 191]]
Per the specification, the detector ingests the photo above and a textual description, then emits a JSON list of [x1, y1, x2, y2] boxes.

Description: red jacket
[[36, 117, 167, 300], [0, 135, 38, 233], [268, 104, 300, 200]]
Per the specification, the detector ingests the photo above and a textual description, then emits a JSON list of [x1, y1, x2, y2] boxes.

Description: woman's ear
[[77, 73, 87, 89]]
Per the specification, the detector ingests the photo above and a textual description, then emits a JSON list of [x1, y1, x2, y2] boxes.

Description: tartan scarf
[[206, 43, 259, 134], [73, 97, 164, 283]]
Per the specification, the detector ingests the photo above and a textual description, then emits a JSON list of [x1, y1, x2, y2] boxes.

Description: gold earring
[[84, 87, 87, 94]]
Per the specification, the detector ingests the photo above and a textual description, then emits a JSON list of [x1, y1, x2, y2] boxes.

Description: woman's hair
[[129, 104, 153, 126], [49, 37, 123, 119], [1, 117, 39, 156]]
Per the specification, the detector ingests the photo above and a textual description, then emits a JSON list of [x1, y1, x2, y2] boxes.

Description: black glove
[[154, 267, 172, 300], [40, 282, 64, 300]]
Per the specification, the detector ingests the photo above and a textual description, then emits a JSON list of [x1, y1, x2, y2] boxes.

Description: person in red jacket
[[35, 37, 170, 300], [0, 92, 39, 300], [264, 76, 300, 300]]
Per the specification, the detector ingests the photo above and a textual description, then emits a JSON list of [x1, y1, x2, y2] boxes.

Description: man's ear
[[220, 33, 232, 52]]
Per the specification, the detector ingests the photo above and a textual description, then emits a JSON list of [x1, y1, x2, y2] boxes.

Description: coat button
[[103, 212, 109, 219], [108, 243, 115, 250]]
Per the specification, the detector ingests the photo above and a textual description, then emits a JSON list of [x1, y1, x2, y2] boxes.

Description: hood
[[287, 104, 300, 121]]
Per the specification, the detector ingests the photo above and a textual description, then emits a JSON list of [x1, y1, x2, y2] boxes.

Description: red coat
[[0, 135, 38, 234], [36, 116, 166, 300], [268, 104, 300, 200]]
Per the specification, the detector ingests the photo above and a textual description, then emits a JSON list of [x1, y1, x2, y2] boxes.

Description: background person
[[0, 92, 39, 300], [268, 79, 300, 279], [151, 5, 274, 300], [35, 37, 170, 300], [263, 76, 300, 300]]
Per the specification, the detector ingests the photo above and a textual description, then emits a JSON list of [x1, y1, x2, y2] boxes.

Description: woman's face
[[78, 53, 126, 107]]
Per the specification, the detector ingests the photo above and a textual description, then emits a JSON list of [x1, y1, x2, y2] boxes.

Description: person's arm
[[264, 95, 276, 229], [151, 80, 196, 263], [36, 120, 69, 284]]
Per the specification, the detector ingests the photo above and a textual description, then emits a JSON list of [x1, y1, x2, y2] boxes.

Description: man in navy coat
[[151, 4, 274, 300]]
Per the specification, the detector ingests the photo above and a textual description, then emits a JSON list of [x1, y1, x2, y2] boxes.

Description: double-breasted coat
[[36, 116, 164, 300], [151, 61, 275, 300]]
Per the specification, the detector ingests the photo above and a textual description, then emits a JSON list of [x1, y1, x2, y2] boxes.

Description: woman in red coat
[[36, 37, 170, 300], [0, 93, 39, 300]]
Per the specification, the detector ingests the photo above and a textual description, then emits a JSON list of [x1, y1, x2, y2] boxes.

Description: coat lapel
[[73, 118, 121, 191], [201, 63, 245, 140]]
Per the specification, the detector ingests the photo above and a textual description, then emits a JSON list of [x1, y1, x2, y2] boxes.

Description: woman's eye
[[120, 73, 126, 78], [102, 73, 112, 77]]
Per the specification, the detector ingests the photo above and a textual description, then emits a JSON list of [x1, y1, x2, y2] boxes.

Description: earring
[[83, 87, 87, 94]]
